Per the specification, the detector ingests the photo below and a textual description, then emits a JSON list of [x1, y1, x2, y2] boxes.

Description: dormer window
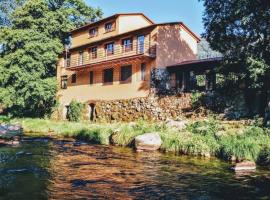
[[89, 27, 98, 37], [105, 22, 114, 33]]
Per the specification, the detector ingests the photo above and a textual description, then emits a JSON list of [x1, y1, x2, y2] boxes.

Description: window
[[105, 22, 114, 32], [89, 71, 94, 85], [64, 54, 71, 68], [137, 35, 145, 53], [105, 42, 114, 56], [122, 38, 133, 52], [103, 68, 113, 83], [78, 51, 84, 65], [61, 75, 68, 89], [89, 46, 97, 59], [120, 65, 132, 82], [141, 63, 146, 81], [71, 74, 76, 83], [89, 27, 98, 37]]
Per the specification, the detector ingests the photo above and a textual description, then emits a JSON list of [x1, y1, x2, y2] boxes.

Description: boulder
[[232, 161, 256, 171], [166, 119, 188, 130], [135, 133, 162, 151]]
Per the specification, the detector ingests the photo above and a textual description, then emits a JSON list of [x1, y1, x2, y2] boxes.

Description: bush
[[67, 100, 85, 122], [191, 91, 204, 109]]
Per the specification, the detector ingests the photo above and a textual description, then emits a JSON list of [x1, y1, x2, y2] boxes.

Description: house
[[57, 13, 202, 120]]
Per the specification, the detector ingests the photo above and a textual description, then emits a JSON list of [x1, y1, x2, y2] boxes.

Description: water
[[0, 137, 270, 200]]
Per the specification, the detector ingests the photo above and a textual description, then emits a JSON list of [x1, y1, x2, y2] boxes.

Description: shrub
[[67, 100, 85, 122], [191, 91, 204, 109]]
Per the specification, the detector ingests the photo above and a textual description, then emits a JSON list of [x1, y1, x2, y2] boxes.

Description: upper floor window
[[61, 75, 68, 89], [64, 54, 71, 68], [78, 51, 84, 65], [120, 65, 132, 83], [122, 38, 133, 52], [89, 27, 98, 37], [105, 22, 114, 33], [105, 42, 114, 56], [89, 46, 97, 59], [103, 68, 113, 84], [137, 35, 145, 54], [71, 74, 77, 83]]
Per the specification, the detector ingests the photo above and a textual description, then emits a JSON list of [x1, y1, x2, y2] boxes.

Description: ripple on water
[[0, 137, 270, 199]]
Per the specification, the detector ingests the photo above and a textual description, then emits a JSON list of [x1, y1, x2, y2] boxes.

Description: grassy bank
[[1, 116, 270, 164]]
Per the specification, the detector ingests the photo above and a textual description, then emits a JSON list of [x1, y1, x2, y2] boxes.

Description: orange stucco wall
[[58, 60, 153, 105], [155, 24, 198, 68]]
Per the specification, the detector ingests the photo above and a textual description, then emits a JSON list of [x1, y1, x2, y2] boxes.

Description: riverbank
[[1, 116, 270, 165]]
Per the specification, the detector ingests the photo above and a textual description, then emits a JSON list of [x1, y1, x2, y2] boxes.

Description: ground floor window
[[71, 74, 77, 83], [120, 65, 132, 83], [61, 75, 68, 89], [141, 63, 146, 81], [89, 71, 94, 85], [103, 68, 113, 84]]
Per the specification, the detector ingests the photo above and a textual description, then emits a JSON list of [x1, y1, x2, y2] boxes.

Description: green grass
[[2, 116, 270, 164]]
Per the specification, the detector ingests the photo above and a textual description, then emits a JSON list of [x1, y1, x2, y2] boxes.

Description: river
[[0, 137, 270, 200]]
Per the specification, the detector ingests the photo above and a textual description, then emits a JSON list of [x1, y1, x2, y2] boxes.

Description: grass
[[1, 116, 270, 164]]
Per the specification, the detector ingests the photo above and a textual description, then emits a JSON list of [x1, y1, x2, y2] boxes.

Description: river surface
[[0, 137, 270, 200]]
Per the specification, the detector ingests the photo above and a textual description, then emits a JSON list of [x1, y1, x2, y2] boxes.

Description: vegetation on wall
[[0, 0, 102, 117], [67, 100, 85, 122]]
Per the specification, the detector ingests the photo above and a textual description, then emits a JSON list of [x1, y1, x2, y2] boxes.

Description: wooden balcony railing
[[65, 42, 156, 68]]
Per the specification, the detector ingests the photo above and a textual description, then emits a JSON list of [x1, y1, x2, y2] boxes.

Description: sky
[[86, 0, 205, 36]]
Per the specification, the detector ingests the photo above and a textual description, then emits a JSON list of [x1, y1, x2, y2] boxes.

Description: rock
[[232, 161, 256, 171], [135, 133, 162, 151], [166, 119, 188, 130]]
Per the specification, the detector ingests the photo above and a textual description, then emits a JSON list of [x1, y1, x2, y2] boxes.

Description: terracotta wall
[[155, 24, 198, 68]]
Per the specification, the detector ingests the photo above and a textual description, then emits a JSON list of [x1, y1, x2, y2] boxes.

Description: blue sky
[[86, 0, 205, 36]]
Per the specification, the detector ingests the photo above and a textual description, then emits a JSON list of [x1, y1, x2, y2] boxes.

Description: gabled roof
[[71, 13, 155, 34]]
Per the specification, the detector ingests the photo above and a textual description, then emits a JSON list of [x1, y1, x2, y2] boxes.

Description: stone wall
[[89, 94, 192, 122]]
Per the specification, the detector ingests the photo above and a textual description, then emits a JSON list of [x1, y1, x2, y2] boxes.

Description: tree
[[0, 0, 24, 27], [0, 0, 102, 117], [200, 0, 270, 115]]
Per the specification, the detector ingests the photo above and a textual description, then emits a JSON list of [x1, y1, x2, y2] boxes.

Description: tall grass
[[2, 117, 270, 164]]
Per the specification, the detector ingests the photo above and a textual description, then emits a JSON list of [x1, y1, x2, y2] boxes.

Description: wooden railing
[[65, 42, 156, 68]]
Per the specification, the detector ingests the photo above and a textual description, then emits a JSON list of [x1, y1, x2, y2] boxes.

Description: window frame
[[64, 54, 71, 68], [89, 27, 98, 38], [105, 42, 114, 56], [78, 51, 84, 65], [104, 22, 115, 33], [71, 74, 77, 84], [103, 68, 114, 85], [61, 75, 68, 89], [89, 46, 97, 59], [122, 37, 133, 53], [120, 65, 132, 83]]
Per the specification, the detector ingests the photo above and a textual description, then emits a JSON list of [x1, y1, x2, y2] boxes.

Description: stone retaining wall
[[90, 94, 192, 122]]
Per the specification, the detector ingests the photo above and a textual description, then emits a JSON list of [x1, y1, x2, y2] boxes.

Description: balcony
[[65, 42, 156, 70]]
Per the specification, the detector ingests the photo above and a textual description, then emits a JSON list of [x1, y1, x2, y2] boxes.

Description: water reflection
[[0, 137, 269, 199]]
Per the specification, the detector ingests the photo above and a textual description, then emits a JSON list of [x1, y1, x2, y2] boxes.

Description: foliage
[[191, 91, 205, 109], [0, 0, 102, 117], [0, 0, 24, 27], [67, 100, 85, 122], [200, 0, 270, 115]]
